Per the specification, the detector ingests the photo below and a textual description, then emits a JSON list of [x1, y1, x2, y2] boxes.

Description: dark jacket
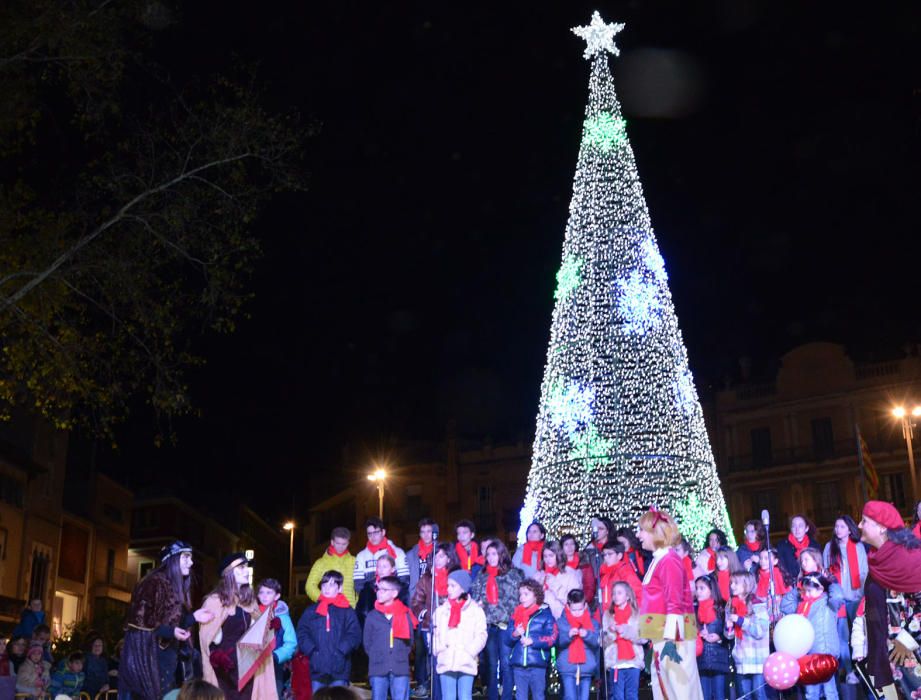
[[296, 603, 361, 681], [470, 568, 524, 626], [555, 613, 599, 675], [363, 609, 413, 677], [776, 535, 821, 579], [12, 610, 45, 640], [410, 573, 447, 632], [83, 653, 111, 695], [502, 606, 558, 668], [407, 544, 432, 595], [356, 579, 409, 628], [696, 606, 731, 674]]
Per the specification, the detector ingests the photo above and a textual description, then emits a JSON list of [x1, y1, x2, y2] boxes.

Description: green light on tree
[[582, 111, 626, 152], [554, 255, 583, 300], [568, 424, 615, 472]]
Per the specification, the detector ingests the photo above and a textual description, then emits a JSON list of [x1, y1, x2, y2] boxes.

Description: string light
[[518, 13, 734, 548]]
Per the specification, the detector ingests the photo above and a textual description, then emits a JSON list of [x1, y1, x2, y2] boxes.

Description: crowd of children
[[292, 504, 921, 700]]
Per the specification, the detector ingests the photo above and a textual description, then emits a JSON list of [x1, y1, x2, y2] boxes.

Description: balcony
[[727, 435, 903, 472], [95, 568, 138, 591]]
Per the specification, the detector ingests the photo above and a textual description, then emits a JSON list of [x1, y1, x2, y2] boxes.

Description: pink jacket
[[639, 548, 697, 643]]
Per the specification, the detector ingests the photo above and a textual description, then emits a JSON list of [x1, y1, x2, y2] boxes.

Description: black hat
[[219, 552, 248, 576], [801, 573, 829, 591], [160, 540, 193, 562]]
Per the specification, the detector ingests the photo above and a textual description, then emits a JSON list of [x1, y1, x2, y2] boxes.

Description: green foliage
[[0, 1, 309, 442]]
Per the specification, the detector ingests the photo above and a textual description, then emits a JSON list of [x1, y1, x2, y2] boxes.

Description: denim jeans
[[513, 667, 546, 700], [440, 671, 475, 700], [699, 671, 727, 700], [838, 598, 860, 675], [559, 672, 591, 700], [312, 678, 350, 693], [607, 667, 639, 700], [485, 625, 513, 700], [735, 673, 767, 700], [804, 679, 839, 700], [371, 673, 411, 700]]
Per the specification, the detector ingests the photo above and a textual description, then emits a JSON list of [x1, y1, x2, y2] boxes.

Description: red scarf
[[613, 603, 635, 660], [564, 608, 593, 664], [485, 565, 500, 605], [787, 533, 810, 560], [456, 542, 480, 572], [682, 556, 694, 582], [448, 598, 465, 628], [697, 598, 716, 625], [705, 547, 717, 572], [832, 539, 861, 591], [716, 569, 730, 602], [867, 540, 921, 592], [566, 554, 580, 570], [368, 538, 397, 558], [626, 547, 645, 576], [417, 539, 434, 560], [796, 597, 816, 617], [327, 545, 349, 557], [756, 569, 788, 598], [434, 567, 449, 597], [744, 540, 761, 552], [374, 600, 418, 640], [543, 565, 559, 588], [522, 540, 544, 570], [599, 563, 618, 607], [512, 604, 538, 630], [729, 597, 748, 639], [593, 539, 606, 551], [316, 593, 350, 630]]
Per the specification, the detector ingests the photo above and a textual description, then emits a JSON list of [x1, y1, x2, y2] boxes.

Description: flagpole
[[855, 423, 869, 504]]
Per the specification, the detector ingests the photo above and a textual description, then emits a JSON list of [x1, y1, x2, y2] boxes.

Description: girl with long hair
[[711, 546, 744, 603], [536, 542, 581, 618], [694, 576, 729, 700], [726, 572, 769, 700], [470, 540, 522, 700], [776, 514, 821, 578], [823, 514, 867, 683], [696, 530, 728, 575], [199, 553, 277, 700], [513, 522, 547, 579], [603, 581, 643, 700], [737, 519, 766, 572]]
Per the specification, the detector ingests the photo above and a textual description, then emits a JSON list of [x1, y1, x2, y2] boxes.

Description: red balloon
[[797, 653, 838, 684]]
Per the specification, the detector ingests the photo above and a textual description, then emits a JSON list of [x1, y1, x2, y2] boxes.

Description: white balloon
[[773, 614, 815, 659]]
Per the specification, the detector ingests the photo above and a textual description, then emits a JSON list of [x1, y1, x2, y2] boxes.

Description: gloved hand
[[890, 639, 915, 667], [270, 617, 282, 631], [660, 640, 683, 664]]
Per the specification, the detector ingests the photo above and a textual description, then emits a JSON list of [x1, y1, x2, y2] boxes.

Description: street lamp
[[367, 467, 387, 519], [892, 406, 921, 502], [283, 522, 295, 598]]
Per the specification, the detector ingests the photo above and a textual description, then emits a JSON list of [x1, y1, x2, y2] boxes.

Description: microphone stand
[[428, 529, 438, 700], [762, 513, 777, 631]]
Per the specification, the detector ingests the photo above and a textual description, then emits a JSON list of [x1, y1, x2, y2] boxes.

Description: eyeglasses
[[374, 585, 398, 593], [367, 529, 382, 536]]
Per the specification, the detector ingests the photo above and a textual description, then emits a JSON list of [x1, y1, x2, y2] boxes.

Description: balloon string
[[735, 682, 769, 700]]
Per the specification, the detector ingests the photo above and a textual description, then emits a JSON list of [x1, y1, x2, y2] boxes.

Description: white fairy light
[[572, 11, 625, 60]]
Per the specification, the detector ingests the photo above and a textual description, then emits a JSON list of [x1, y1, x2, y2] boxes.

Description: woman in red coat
[[636, 509, 702, 700]]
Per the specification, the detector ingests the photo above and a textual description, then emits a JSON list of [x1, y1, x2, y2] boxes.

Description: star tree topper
[[572, 11, 625, 60]]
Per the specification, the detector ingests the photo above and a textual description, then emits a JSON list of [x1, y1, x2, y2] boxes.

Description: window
[[811, 418, 835, 460], [881, 473, 907, 509], [750, 428, 773, 468], [475, 486, 495, 533], [0, 528, 7, 560], [750, 489, 780, 526], [28, 549, 50, 603], [813, 480, 842, 525], [0, 474, 24, 508], [138, 561, 154, 579]]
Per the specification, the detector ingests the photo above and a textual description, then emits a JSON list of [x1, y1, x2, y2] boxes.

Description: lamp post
[[367, 467, 387, 519], [283, 522, 295, 597], [892, 406, 921, 502]]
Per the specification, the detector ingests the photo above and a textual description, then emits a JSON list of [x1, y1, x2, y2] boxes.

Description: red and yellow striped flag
[[859, 432, 880, 499]]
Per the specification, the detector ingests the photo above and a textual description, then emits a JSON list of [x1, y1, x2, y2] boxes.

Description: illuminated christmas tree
[[519, 12, 734, 549]]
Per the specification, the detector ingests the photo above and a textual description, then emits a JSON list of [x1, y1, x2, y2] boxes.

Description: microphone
[[431, 525, 439, 541], [761, 509, 770, 527]]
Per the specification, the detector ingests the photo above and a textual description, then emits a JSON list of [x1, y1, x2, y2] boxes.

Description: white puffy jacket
[[433, 598, 488, 676]]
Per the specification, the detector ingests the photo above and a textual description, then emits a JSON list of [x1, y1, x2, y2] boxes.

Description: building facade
[[713, 342, 921, 542]]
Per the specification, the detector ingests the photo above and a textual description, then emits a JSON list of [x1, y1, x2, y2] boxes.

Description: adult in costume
[[120, 541, 213, 699], [636, 508, 702, 700], [859, 500, 921, 700], [199, 553, 278, 700]]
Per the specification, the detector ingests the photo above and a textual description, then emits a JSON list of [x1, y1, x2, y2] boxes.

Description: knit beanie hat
[[448, 569, 472, 593]]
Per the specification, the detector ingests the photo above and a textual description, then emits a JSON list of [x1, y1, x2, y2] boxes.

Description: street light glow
[[912, 406, 921, 417], [283, 521, 294, 531], [368, 467, 387, 482], [894, 407, 907, 418]]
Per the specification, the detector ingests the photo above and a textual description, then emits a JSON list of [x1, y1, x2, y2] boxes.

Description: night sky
[[88, 3, 920, 521]]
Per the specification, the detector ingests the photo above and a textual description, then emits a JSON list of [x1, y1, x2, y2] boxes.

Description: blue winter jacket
[[502, 605, 558, 668], [555, 613, 599, 676], [296, 603, 362, 681], [273, 600, 297, 665], [12, 610, 44, 640], [780, 591, 840, 657], [697, 605, 731, 674]]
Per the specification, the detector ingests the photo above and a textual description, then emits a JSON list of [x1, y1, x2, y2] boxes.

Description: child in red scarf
[[556, 589, 599, 700], [364, 575, 417, 700], [725, 572, 769, 698], [694, 576, 730, 700], [755, 548, 790, 622], [711, 547, 744, 604], [603, 582, 643, 700], [299, 571, 361, 691], [432, 570, 488, 700], [503, 579, 558, 700]]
